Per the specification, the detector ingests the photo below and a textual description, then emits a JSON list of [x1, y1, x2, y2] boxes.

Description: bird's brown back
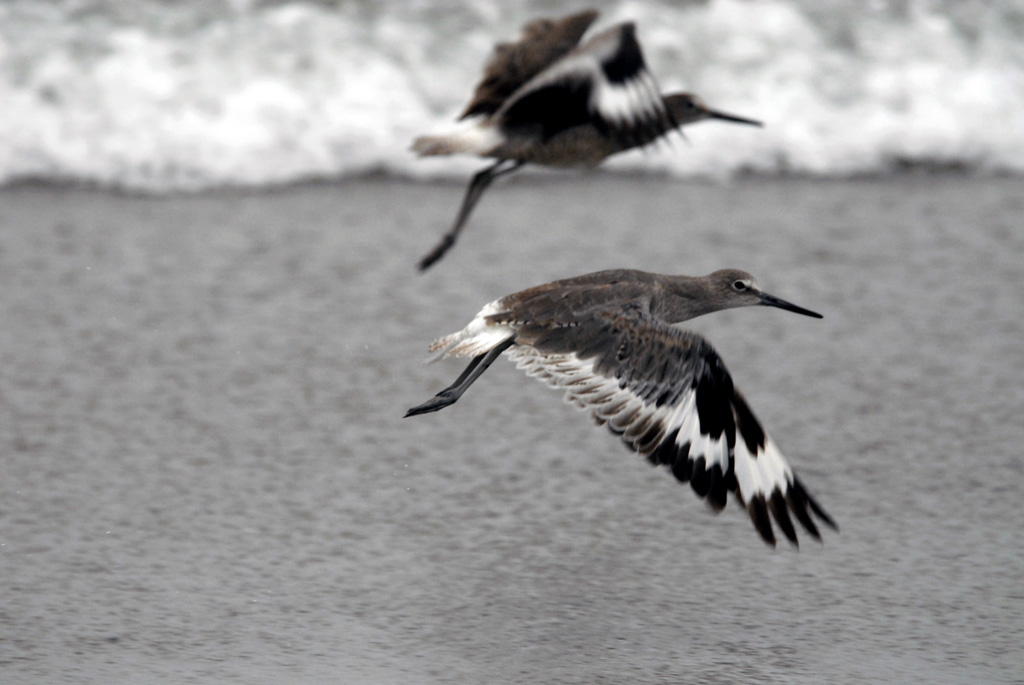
[[486, 269, 661, 331]]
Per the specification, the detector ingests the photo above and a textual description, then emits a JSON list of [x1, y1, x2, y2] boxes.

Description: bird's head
[[705, 269, 822, 318]]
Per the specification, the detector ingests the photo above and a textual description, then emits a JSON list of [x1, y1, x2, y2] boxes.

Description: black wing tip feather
[[615, 22, 638, 46], [599, 23, 644, 85], [747, 478, 837, 549], [704, 464, 728, 512], [768, 489, 799, 546], [795, 477, 838, 531], [688, 456, 710, 496], [748, 497, 777, 547]]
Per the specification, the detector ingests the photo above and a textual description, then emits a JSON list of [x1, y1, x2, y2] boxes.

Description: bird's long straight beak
[[758, 292, 823, 319], [705, 109, 763, 127]]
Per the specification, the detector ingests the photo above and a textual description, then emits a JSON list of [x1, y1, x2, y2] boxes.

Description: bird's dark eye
[[732, 280, 747, 291]]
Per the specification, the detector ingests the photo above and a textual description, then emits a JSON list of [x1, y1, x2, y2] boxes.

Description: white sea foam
[[0, 0, 1022, 192]]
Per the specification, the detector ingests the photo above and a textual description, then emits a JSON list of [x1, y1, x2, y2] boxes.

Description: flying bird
[[412, 10, 762, 270], [406, 269, 836, 547]]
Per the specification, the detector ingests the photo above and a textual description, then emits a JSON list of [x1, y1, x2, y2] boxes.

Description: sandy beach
[[1, 174, 1022, 683]]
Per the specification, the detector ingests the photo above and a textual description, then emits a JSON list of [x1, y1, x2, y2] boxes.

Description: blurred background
[[3, 3, 1024, 683], [2, 0, 1024, 191]]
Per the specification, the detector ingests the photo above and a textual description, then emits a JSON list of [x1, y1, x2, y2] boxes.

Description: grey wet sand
[[1, 175, 1022, 683]]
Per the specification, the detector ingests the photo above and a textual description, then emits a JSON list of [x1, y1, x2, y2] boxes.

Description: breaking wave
[[1, 0, 1022, 191]]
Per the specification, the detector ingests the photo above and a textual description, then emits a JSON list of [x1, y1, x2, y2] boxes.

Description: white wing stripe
[[593, 78, 663, 128], [507, 346, 802, 509]]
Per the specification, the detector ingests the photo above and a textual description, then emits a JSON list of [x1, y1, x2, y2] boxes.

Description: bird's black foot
[[417, 235, 455, 271], [404, 389, 460, 417]]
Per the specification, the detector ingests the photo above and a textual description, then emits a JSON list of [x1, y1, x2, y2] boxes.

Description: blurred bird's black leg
[[405, 338, 514, 416], [418, 160, 524, 271]]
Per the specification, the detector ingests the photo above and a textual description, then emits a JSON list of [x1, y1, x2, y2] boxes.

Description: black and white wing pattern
[[509, 308, 836, 547], [460, 10, 600, 120], [497, 23, 677, 147]]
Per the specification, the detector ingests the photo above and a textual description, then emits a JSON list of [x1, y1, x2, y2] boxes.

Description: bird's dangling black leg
[[404, 337, 515, 416], [418, 160, 525, 271]]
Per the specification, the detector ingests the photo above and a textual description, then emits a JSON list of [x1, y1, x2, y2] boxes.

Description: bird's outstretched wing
[[498, 23, 677, 147], [460, 10, 600, 120], [509, 308, 835, 546]]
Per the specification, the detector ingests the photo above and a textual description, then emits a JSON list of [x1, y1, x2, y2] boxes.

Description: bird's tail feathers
[[426, 301, 513, 361], [411, 134, 458, 157], [410, 126, 501, 157]]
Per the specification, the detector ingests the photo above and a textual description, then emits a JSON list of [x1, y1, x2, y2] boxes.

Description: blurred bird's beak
[[704, 108, 763, 127]]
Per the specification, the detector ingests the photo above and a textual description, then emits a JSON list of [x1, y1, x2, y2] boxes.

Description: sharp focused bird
[[412, 10, 762, 270], [406, 269, 836, 547]]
